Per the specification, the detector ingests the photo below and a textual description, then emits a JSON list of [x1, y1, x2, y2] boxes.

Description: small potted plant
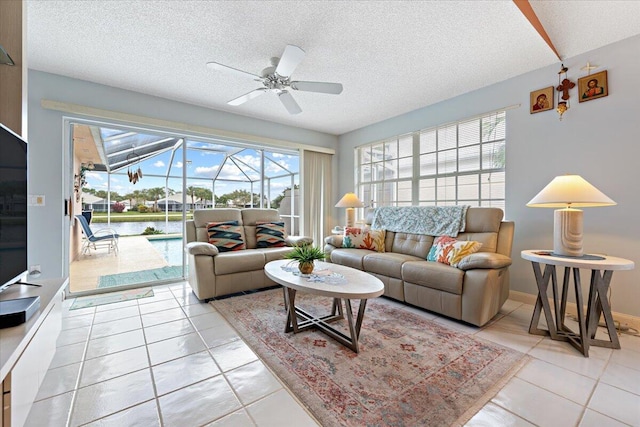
[[284, 245, 326, 274]]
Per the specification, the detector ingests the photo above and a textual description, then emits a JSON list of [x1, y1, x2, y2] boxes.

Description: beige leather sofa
[[324, 207, 514, 326], [185, 208, 312, 301]]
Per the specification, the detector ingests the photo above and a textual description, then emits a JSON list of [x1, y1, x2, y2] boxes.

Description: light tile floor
[[26, 282, 640, 426]]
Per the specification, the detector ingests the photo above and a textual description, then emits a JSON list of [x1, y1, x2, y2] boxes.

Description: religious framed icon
[[578, 70, 608, 103], [530, 86, 554, 114]]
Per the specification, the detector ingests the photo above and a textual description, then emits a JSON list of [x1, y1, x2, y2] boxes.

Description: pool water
[[148, 237, 187, 267]]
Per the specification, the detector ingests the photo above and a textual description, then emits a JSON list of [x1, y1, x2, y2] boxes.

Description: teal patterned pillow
[[256, 221, 286, 248], [207, 221, 245, 252]]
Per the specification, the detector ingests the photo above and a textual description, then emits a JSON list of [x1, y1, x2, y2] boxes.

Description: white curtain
[[302, 150, 333, 246]]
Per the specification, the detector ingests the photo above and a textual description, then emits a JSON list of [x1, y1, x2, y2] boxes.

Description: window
[[356, 111, 505, 211]]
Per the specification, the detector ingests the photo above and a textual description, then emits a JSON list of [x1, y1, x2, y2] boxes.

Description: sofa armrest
[[285, 236, 313, 247], [324, 235, 343, 248], [456, 252, 512, 271], [185, 242, 219, 256]]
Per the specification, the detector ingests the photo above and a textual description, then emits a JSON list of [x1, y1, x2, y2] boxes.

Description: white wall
[[338, 35, 640, 317], [27, 71, 338, 280]]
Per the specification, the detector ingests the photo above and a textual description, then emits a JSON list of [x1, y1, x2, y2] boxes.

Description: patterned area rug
[[70, 287, 154, 310], [97, 266, 183, 288], [213, 289, 526, 427]]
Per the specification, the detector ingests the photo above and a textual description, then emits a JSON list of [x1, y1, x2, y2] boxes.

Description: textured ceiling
[[26, 1, 640, 136]]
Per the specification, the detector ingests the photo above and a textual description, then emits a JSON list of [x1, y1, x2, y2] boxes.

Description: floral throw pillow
[[342, 227, 385, 252], [255, 221, 286, 248], [207, 221, 246, 252], [427, 236, 482, 267]]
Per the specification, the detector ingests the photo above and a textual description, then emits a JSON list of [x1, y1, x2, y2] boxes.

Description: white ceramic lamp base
[[553, 208, 583, 257], [345, 208, 355, 228]]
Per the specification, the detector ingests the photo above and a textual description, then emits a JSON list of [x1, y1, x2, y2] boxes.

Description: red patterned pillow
[[342, 227, 385, 252], [207, 221, 246, 252]]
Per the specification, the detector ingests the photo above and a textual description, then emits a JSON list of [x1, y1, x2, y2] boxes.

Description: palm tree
[[132, 190, 145, 206], [146, 187, 165, 212], [124, 192, 136, 207], [195, 188, 213, 208], [186, 186, 198, 210]]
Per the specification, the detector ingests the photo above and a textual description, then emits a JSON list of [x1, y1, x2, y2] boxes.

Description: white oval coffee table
[[264, 259, 384, 353]]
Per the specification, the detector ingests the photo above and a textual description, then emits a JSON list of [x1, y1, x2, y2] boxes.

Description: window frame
[[355, 110, 506, 213]]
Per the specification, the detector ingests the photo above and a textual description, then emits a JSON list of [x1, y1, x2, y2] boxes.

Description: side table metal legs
[[586, 270, 620, 351], [529, 262, 560, 339], [528, 261, 620, 357], [283, 287, 369, 353]]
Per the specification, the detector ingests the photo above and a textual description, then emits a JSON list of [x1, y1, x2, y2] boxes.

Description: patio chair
[[75, 214, 119, 255]]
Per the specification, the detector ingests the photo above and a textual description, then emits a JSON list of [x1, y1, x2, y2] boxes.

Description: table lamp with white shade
[[335, 192, 364, 228], [526, 175, 616, 257]]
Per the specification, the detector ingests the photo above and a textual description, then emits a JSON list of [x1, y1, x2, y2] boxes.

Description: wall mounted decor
[[578, 70, 608, 103], [74, 166, 88, 202], [530, 86, 554, 114], [555, 64, 575, 120]]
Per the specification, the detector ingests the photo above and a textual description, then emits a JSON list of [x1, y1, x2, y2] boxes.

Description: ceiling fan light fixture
[[207, 44, 343, 115]]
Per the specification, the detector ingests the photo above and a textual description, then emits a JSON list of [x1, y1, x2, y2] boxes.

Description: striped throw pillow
[[256, 221, 286, 248], [207, 221, 246, 252]]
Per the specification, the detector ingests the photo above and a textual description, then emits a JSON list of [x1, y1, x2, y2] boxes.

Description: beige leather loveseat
[[324, 207, 514, 326], [185, 208, 312, 301]]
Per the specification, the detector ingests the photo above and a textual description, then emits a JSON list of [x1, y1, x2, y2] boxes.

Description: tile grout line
[[206, 299, 320, 426], [138, 295, 166, 427], [184, 296, 252, 425], [64, 306, 96, 427]]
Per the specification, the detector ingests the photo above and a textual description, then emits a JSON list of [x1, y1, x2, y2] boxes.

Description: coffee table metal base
[[283, 287, 369, 353]]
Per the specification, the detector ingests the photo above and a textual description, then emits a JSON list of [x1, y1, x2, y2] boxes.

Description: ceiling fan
[[207, 45, 343, 115]]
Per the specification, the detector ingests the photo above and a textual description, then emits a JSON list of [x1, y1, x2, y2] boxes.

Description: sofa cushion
[[464, 207, 503, 233], [455, 232, 497, 253], [330, 248, 374, 270], [214, 251, 265, 275], [343, 227, 385, 252], [241, 209, 284, 249], [455, 252, 512, 270], [194, 209, 243, 243], [256, 221, 286, 248], [363, 252, 425, 279], [207, 221, 246, 252], [390, 232, 434, 258], [402, 261, 465, 294], [185, 242, 219, 256], [286, 236, 314, 247], [255, 247, 294, 263], [427, 236, 482, 267]]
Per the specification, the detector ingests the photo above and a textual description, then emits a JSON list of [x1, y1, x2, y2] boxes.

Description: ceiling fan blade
[[228, 88, 268, 106], [207, 61, 262, 81], [290, 81, 343, 95], [278, 91, 302, 115], [275, 45, 305, 77]]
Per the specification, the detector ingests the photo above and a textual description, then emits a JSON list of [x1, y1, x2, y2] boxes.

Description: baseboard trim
[[508, 290, 640, 332]]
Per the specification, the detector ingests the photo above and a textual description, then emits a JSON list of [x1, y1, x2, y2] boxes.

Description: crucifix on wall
[[556, 64, 575, 120]]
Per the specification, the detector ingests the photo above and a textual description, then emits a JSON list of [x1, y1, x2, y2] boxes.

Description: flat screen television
[[0, 123, 27, 293]]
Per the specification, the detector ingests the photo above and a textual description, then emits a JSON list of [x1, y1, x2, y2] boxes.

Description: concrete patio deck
[[69, 235, 177, 292]]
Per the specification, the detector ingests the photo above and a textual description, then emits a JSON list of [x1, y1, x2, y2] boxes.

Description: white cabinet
[[0, 279, 67, 427]]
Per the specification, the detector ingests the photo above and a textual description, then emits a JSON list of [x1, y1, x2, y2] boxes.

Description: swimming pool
[[147, 237, 187, 267]]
